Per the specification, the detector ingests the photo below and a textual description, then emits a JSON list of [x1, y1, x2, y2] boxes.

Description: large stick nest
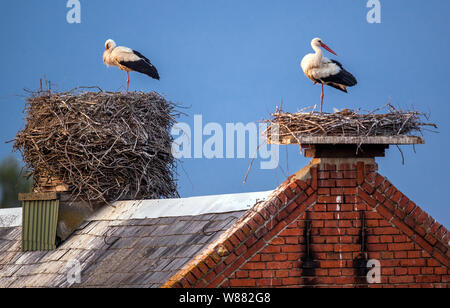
[[265, 104, 437, 141], [13, 88, 180, 206]]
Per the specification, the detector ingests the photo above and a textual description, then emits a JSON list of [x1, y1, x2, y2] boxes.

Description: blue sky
[[0, 1, 449, 225]]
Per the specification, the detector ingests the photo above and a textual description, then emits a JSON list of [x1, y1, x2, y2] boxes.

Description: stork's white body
[[103, 46, 140, 72], [301, 53, 341, 84]]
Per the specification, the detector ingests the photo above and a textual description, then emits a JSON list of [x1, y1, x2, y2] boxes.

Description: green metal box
[[19, 192, 59, 251]]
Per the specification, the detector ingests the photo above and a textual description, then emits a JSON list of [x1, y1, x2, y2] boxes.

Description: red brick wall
[[165, 159, 449, 288]]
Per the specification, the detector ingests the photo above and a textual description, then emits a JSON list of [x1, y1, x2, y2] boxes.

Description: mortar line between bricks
[[215, 192, 318, 287], [213, 191, 306, 286], [358, 186, 449, 269]]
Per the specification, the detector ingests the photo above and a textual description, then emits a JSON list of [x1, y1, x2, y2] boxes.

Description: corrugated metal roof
[[1, 191, 272, 226], [0, 190, 272, 288], [132, 190, 271, 219], [0, 208, 21, 228]]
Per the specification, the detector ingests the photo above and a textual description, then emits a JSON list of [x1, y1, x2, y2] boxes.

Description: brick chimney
[[163, 136, 449, 288]]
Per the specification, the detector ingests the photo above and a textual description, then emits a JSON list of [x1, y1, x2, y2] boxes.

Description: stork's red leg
[[320, 84, 324, 113], [126, 71, 130, 93]]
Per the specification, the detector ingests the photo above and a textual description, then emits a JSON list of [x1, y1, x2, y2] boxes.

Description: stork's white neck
[[103, 48, 114, 66], [312, 45, 323, 61]]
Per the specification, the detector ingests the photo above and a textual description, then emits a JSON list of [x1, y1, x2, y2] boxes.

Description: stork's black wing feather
[[120, 50, 160, 80], [330, 59, 343, 68], [321, 59, 357, 87]]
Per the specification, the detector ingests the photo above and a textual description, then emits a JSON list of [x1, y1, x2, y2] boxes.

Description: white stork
[[103, 39, 160, 93], [301, 38, 357, 112]]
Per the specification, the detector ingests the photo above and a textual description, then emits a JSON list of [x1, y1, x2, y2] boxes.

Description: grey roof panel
[[0, 210, 246, 288]]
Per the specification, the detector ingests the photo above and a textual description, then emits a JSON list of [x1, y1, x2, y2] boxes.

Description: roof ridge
[[162, 161, 320, 288], [162, 160, 449, 288], [358, 172, 449, 267]]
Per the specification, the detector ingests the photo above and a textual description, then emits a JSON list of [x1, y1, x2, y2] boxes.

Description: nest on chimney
[[13, 86, 180, 207], [264, 104, 437, 143]]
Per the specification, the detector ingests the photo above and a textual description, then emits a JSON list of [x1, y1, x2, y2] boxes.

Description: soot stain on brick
[[300, 211, 318, 286], [353, 210, 369, 286]]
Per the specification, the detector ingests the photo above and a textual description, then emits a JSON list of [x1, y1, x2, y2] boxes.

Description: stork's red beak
[[321, 43, 337, 56]]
